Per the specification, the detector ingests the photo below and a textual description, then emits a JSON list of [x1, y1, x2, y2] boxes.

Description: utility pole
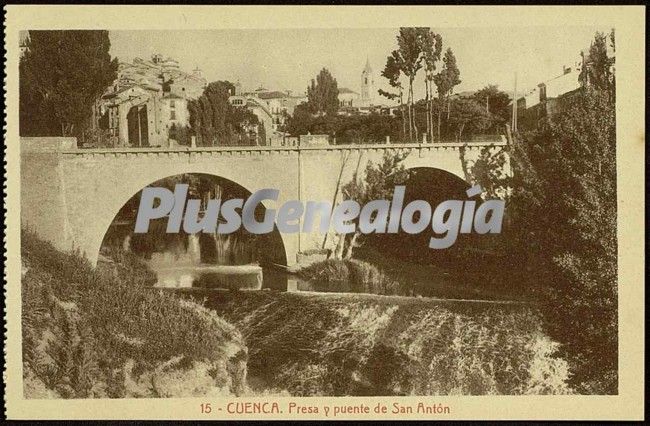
[[511, 72, 518, 133]]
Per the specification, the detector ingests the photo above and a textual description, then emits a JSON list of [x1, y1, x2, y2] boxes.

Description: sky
[[109, 26, 611, 101]]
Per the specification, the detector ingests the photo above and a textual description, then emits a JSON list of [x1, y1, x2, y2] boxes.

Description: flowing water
[[105, 221, 327, 292], [105, 221, 518, 300]]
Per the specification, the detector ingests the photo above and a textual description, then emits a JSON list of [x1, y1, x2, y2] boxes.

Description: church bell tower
[[360, 58, 375, 106]]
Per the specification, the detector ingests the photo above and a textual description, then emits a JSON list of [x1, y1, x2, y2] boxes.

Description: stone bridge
[[20, 137, 509, 266]]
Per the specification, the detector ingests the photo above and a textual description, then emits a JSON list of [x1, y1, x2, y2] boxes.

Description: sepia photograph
[[17, 25, 619, 398], [5, 5, 644, 421]]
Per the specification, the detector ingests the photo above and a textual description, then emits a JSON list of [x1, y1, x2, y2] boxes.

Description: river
[[105, 221, 522, 300], [108, 224, 361, 294]]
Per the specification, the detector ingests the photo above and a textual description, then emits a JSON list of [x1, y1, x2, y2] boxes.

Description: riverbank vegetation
[[296, 258, 402, 295], [467, 31, 617, 394], [21, 230, 247, 398], [508, 88, 617, 394]]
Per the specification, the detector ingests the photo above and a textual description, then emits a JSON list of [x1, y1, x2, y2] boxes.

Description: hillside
[[21, 230, 247, 398]]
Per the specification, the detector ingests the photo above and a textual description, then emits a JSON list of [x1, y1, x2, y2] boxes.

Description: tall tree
[[473, 85, 512, 131], [384, 28, 427, 142], [579, 31, 614, 94], [378, 51, 406, 140], [188, 81, 262, 146], [306, 68, 339, 116], [419, 30, 443, 142], [19, 30, 118, 139], [433, 48, 461, 141], [397, 27, 426, 142]]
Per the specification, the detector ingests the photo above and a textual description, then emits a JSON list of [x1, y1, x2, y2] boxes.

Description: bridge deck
[[56, 140, 508, 155]]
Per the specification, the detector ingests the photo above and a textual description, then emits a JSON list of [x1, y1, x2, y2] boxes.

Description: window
[[170, 100, 175, 108], [170, 110, 176, 120]]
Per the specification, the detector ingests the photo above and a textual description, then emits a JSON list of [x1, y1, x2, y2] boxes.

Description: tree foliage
[[19, 30, 118, 138], [447, 98, 492, 141], [433, 48, 461, 102], [419, 30, 444, 142], [381, 28, 430, 141], [284, 107, 401, 144], [413, 96, 493, 142], [188, 81, 262, 146], [459, 30, 618, 393], [379, 51, 407, 139], [579, 30, 615, 94], [507, 87, 617, 393], [379, 52, 404, 102], [307, 68, 339, 116], [433, 48, 461, 141], [336, 152, 409, 259], [473, 85, 512, 130]]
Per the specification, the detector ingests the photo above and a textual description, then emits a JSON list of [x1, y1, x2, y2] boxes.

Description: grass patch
[[21, 229, 247, 398], [296, 258, 403, 295]]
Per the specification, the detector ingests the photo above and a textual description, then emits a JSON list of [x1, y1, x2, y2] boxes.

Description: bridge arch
[[96, 171, 291, 269], [370, 165, 481, 263], [401, 150, 470, 184], [400, 166, 478, 222]]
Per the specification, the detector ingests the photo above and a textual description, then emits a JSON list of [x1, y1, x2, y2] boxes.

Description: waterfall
[[122, 234, 131, 252], [213, 233, 231, 265], [188, 233, 201, 264]]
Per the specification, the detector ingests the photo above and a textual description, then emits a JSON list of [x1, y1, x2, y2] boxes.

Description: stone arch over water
[[98, 172, 290, 276], [372, 166, 482, 264]]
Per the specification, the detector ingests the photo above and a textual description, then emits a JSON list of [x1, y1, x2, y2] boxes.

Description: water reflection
[[139, 232, 265, 290], [150, 258, 359, 294], [101, 173, 366, 293], [154, 263, 264, 290]]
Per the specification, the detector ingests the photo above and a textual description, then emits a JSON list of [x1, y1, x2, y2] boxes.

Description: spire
[[364, 57, 372, 73]]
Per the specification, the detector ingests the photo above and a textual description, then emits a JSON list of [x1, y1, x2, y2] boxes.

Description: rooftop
[[257, 91, 289, 100], [338, 87, 359, 95], [162, 93, 184, 99]]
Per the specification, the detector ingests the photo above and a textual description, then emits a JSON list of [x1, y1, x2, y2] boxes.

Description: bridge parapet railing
[[21, 136, 508, 156], [52, 139, 508, 156]]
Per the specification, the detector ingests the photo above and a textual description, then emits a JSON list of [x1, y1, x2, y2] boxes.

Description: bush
[[507, 88, 617, 393], [296, 259, 402, 295], [21, 229, 247, 398]]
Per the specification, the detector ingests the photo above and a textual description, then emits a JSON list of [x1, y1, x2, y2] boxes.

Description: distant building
[[515, 66, 582, 129], [299, 134, 330, 146], [19, 31, 29, 58], [514, 34, 615, 130], [265, 134, 330, 147], [228, 83, 308, 144], [338, 58, 393, 115], [338, 87, 359, 108], [94, 54, 206, 147], [359, 58, 375, 107]]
